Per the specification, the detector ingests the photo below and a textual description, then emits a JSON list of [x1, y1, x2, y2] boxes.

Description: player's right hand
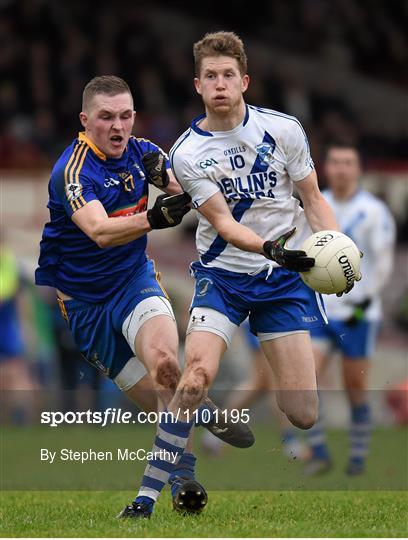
[[263, 228, 315, 272], [147, 192, 192, 229]]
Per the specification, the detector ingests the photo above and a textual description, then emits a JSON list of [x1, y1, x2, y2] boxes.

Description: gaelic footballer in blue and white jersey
[[170, 104, 315, 274]]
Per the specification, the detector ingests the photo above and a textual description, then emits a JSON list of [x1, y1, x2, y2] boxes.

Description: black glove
[[263, 228, 315, 272], [142, 151, 169, 188], [147, 192, 191, 229], [345, 298, 371, 326]]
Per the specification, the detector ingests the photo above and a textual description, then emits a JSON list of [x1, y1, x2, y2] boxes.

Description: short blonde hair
[[193, 31, 247, 76], [82, 75, 132, 111]]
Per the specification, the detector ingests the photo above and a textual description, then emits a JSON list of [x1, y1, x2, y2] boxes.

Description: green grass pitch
[[1, 425, 407, 536], [1, 490, 407, 537]]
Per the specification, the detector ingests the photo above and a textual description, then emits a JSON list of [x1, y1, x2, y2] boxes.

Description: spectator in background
[[1, 0, 407, 167], [304, 141, 396, 476], [0, 239, 38, 423]]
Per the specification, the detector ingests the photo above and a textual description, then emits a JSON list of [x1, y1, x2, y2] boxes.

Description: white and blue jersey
[[170, 104, 315, 275], [170, 104, 325, 340], [311, 189, 396, 358]]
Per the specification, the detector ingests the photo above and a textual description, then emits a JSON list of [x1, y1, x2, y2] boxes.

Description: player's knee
[[288, 411, 316, 430], [153, 349, 181, 392], [287, 394, 318, 430], [255, 375, 272, 392], [288, 408, 317, 429], [344, 375, 366, 392]]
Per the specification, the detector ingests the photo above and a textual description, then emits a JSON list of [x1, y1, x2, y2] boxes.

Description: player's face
[[195, 56, 249, 115], [324, 148, 361, 193], [79, 93, 135, 158]]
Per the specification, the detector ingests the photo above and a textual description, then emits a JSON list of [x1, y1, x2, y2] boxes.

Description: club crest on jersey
[[305, 154, 315, 169], [256, 142, 275, 165], [65, 182, 82, 201], [196, 277, 213, 297]]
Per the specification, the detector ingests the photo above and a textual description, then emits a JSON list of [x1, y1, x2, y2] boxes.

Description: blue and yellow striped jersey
[[35, 132, 169, 303]]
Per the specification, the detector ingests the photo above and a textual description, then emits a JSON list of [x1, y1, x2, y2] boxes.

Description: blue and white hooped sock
[[305, 392, 330, 461], [134, 412, 193, 511], [306, 400, 330, 462], [349, 402, 371, 465]]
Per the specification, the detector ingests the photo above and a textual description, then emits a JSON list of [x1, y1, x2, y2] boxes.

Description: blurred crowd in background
[[0, 0, 407, 169], [0, 0, 407, 425]]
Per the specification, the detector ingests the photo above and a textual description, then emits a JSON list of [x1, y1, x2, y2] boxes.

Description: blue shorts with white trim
[[190, 262, 327, 335], [60, 260, 167, 379], [310, 319, 380, 359]]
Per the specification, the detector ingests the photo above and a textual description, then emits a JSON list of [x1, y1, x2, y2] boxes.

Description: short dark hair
[[193, 31, 247, 76], [82, 75, 132, 111], [324, 140, 361, 160]]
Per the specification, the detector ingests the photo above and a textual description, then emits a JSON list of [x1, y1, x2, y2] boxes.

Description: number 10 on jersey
[[229, 155, 245, 170]]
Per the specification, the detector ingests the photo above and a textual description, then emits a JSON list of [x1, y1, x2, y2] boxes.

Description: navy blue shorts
[[310, 319, 380, 359], [61, 260, 168, 379], [190, 262, 327, 336]]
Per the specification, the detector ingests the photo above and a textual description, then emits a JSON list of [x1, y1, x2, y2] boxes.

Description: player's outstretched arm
[[198, 191, 265, 253], [296, 170, 339, 232], [199, 192, 315, 272], [72, 200, 149, 247], [72, 194, 191, 248]]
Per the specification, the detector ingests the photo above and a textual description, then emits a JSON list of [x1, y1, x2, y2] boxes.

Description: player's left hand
[[142, 151, 170, 188], [263, 228, 315, 272]]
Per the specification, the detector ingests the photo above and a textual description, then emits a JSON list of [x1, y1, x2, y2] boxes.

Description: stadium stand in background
[[0, 0, 407, 168]]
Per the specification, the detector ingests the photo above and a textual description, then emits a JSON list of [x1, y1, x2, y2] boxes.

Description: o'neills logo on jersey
[[224, 145, 247, 156], [338, 254, 355, 286], [314, 233, 334, 247]]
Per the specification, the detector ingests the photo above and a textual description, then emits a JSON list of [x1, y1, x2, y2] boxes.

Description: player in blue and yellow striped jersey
[[35, 76, 253, 519]]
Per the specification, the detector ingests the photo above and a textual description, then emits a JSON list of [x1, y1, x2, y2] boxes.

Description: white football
[[299, 231, 361, 295]]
